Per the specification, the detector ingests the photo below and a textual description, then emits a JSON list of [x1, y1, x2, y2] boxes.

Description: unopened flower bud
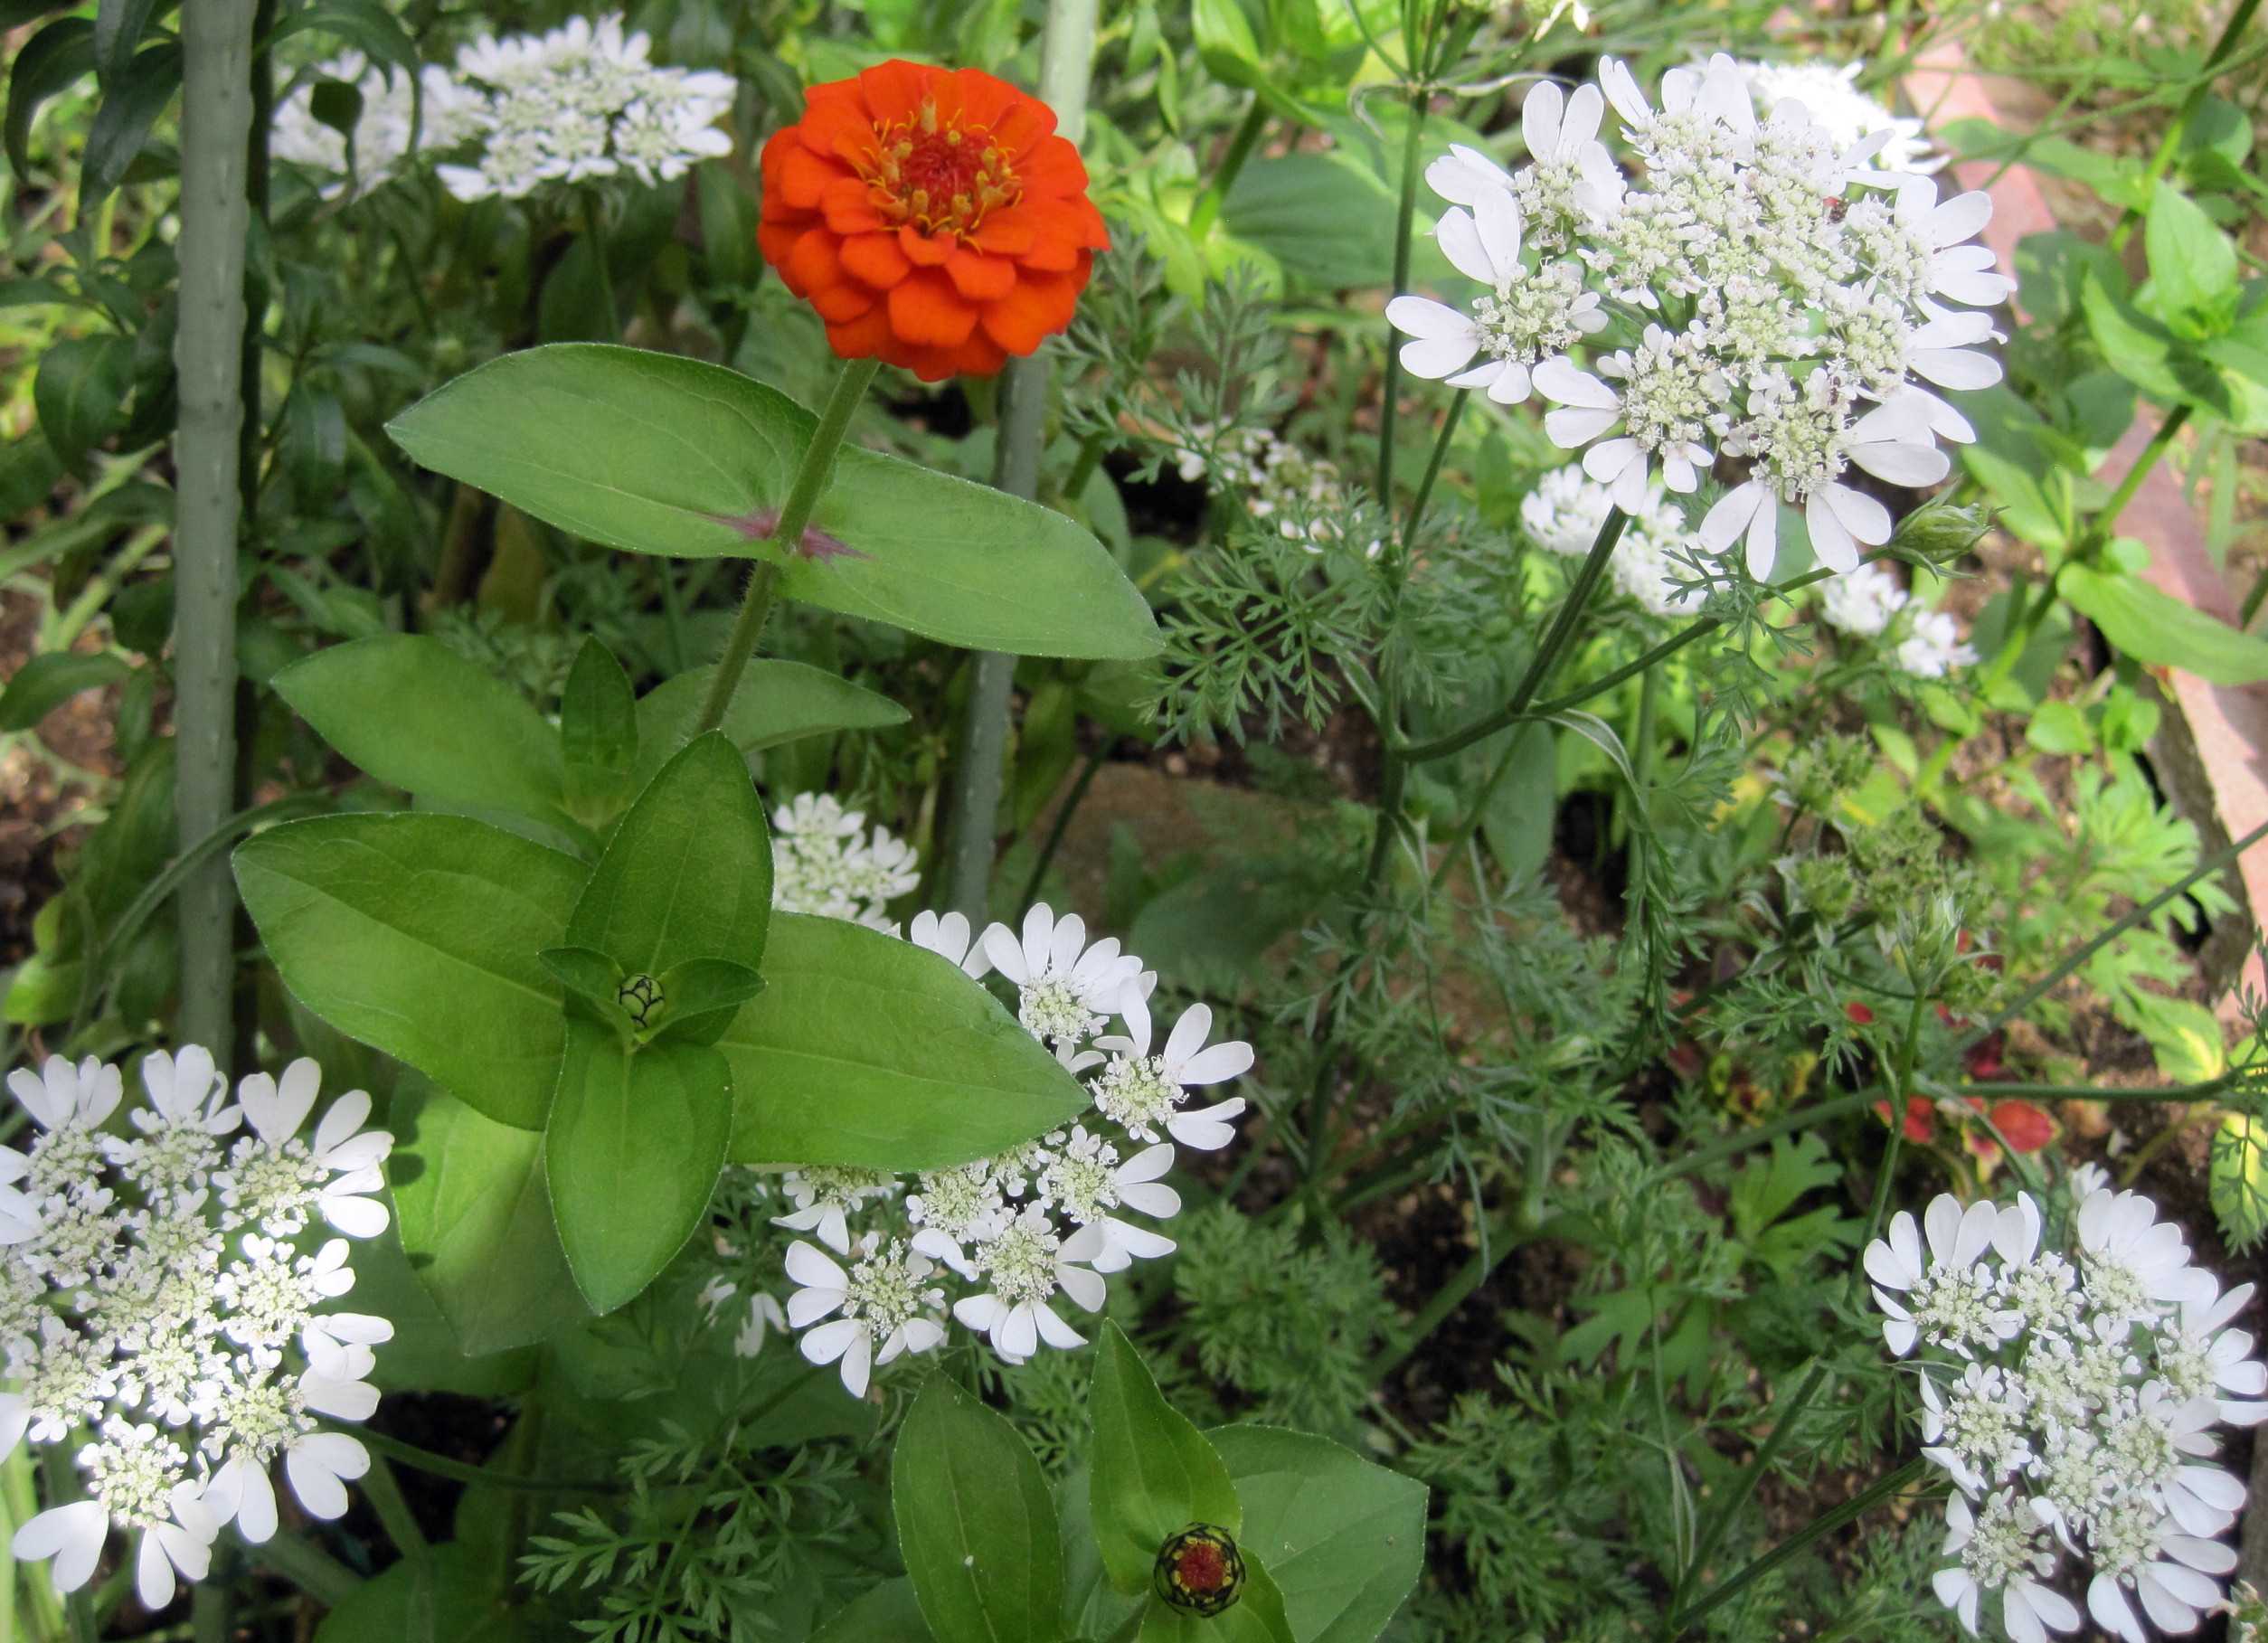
[[1889, 496, 1990, 567], [1154, 1524, 1244, 1617], [618, 974, 664, 1030]]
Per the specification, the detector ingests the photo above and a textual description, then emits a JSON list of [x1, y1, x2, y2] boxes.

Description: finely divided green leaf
[[893, 1376, 1064, 1643], [716, 912, 1090, 1168], [233, 814, 582, 1129]]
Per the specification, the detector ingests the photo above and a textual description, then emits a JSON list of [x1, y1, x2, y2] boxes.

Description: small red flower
[[1875, 1094, 1934, 1144], [758, 61, 1110, 381], [1845, 1001, 1875, 1026], [1985, 1099, 2055, 1154]]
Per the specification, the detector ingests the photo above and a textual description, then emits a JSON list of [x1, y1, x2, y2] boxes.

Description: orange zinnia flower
[[758, 61, 1110, 382]]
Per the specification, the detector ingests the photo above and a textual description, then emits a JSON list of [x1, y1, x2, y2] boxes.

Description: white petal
[[1912, 347, 2003, 391], [785, 1241, 846, 1290], [1399, 331, 1481, 379], [800, 1317, 862, 1366], [1849, 439, 1949, 488], [1534, 358, 1619, 409], [318, 1192, 391, 1240], [1120, 1181, 1182, 1217], [14, 1500, 108, 1592], [137, 1530, 180, 1610], [997, 1302, 1040, 1361], [1434, 209, 1496, 285], [1485, 361, 1534, 405], [1032, 1302, 1085, 1349], [1824, 483, 1893, 548], [1471, 186, 1522, 274], [838, 1330, 873, 1398], [1522, 80, 1565, 161], [1927, 190, 1992, 250], [1177, 1042, 1252, 1086]]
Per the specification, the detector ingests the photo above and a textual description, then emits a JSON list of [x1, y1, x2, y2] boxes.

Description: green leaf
[[33, 334, 132, 475], [2083, 271, 2196, 403], [313, 1543, 523, 1643], [1223, 153, 1396, 288], [559, 637, 638, 828], [262, 0, 417, 80], [6, 18, 94, 178], [272, 635, 573, 836], [544, 1019, 732, 1312], [1139, 1554, 1297, 1643], [93, 0, 160, 82], [1479, 722, 1555, 883], [1205, 1427, 1425, 1643], [0, 650, 128, 732], [2143, 181, 2240, 336], [893, 1375, 1064, 1643], [814, 1580, 935, 1643], [385, 345, 1162, 660], [2210, 1109, 2268, 1258], [1090, 1321, 1242, 1595], [1192, 0, 1264, 86], [388, 1079, 591, 1356], [1959, 385, 2074, 551], [631, 661, 906, 790], [233, 814, 582, 1129], [2059, 562, 2268, 685], [536, 946, 625, 1022], [716, 912, 1090, 1167], [651, 958, 764, 1043], [2025, 699, 2095, 757], [567, 732, 772, 977], [82, 39, 177, 199]]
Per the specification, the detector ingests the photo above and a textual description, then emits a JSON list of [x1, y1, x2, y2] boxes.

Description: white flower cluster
[[271, 52, 484, 200], [769, 793, 920, 930], [703, 894, 1250, 1399], [1866, 1185, 2265, 1642], [1519, 461, 1706, 617], [1175, 424, 1378, 556], [1736, 59, 1942, 177], [0, 1051, 393, 1608], [1817, 563, 1980, 676], [437, 14, 736, 202], [1389, 55, 2011, 584]]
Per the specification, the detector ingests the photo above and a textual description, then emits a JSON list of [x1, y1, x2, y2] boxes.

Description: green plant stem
[[175, 0, 259, 1057], [254, 1532, 363, 1605], [940, 0, 1098, 919], [348, 1427, 622, 1494], [1365, 1207, 1534, 1382], [1020, 739, 1111, 907], [1400, 392, 1466, 559], [2108, 0, 2263, 251], [40, 1449, 95, 1643], [582, 188, 619, 338], [1666, 1459, 1933, 1637], [2089, 405, 2193, 547], [1059, 430, 1108, 509], [361, 1456, 430, 1559], [1374, 87, 1430, 506], [1188, 99, 1270, 240], [694, 356, 880, 739], [191, 1558, 230, 1643]]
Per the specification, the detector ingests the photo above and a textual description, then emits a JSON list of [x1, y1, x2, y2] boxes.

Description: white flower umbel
[[771, 1166, 897, 1255], [770, 793, 921, 929], [1031, 1126, 1181, 1274], [270, 52, 483, 200], [785, 1236, 946, 1398], [1520, 463, 1706, 616], [1091, 1002, 1252, 1149], [1874, 1186, 2263, 1639], [1898, 608, 1980, 679], [1819, 562, 1909, 637], [1739, 59, 1942, 176], [982, 904, 1144, 1052], [1403, 52, 2008, 588], [952, 1210, 1110, 1365], [436, 14, 735, 203], [1, 1047, 394, 1606]]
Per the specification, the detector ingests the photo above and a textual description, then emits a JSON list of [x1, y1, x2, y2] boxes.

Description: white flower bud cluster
[[1865, 1185, 2264, 1641], [1175, 424, 1379, 557], [1518, 461, 1707, 617], [0, 1051, 393, 1609], [1735, 59, 1942, 177], [1389, 54, 2012, 588], [1816, 562, 1980, 677], [695, 816, 1254, 1399], [270, 52, 485, 201], [768, 793, 921, 930]]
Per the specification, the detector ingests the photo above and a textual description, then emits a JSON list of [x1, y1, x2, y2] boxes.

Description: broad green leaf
[[5, 18, 94, 178], [717, 912, 1090, 1167], [631, 660, 907, 790], [273, 636, 573, 836], [2143, 181, 2240, 336], [233, 814, 583, 1129], [1205, 1427, 1424, 1643], [1139, 1553, 1297, 1643], [893, 1376, 1064, 1643], [2059, 563, 2268, 685], [544, 1019, 732, 1312], [93, 0, 161, 86], [1223, 153, 1397, 288], [1191, 0, 1263, 86], [312, 1544, 521, 1643], [2024, 699, 2094, 757], [2019, 137, 2149, 208], [813, 1580, 934, 1642], [390, 1079, 591, 1355], [1959, 385, 2074, 552], [559, 638, 638, 827], [33, 334, 131, 475], [1090, 1321, 1242, 1595], [0, 650, 128, 732], [567, 732, 772, 977], [1479, 723, 1555, 883], [82, 40, 177, 200], [2083, 271, 2190, 403], [385, 345, 1161, 659]]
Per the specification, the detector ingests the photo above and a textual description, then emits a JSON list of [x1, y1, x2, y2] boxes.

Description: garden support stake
[[175, 0, 259, 1054]]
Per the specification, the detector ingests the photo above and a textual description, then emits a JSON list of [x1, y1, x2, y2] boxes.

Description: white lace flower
[[1091, 1002, 1252, 1149], [785, 1235, 947, 1398], [951, 1211, 1109, 1364], [8, 1054, 122, 1208], [1030, 1127, 1180, 1273], [1921, 1361, 2035, 1492], [1388, 186, 1605, 405], [771, 1166, 896, 1255], [1536, 327, 1721, 509], [2079, 1188, 2216, 1331], [218, 1061, 392, 1239], [906, 1161, 1010, 1277], [771, 793, 921, 930], [2155, 1281, 2268, 1425], [200, 1364, 373, 1540], [110, 1048, 241, 1204], [1866, 1194, 2017, 1358], [271, 52, 484, 199], [1849, 177, 2016, 310], [1819, 562, 1910, 636], [981, 904, 1144, 1050], [1932, 1488, 2081, 1642], [1898, 609, 1981, 678], [12, 1419, 214, 1607], [904, 910, 992, 977], [1740, 59, 1942, 176], [2086, 1500, 2239, 1643], [1521, 461, 1617, 557]]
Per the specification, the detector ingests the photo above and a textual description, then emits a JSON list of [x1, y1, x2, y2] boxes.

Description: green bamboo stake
[[941, 0, 1101, 921], [175, 0, 258, 1056]]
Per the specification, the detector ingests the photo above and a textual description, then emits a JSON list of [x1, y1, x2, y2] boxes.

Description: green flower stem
[[1400, 392, 1467, 560], [1666, 1459, 1934, 1637], [191, 1556, 231, 1643], [582, 188, 619, 338], [1671, 992, 1923, 1615], [1188, 99, 1271, 241], [693, 356, 881, 740], [940, 0, 1099, 920], [1374, 88, 1431, 506], [360, 1455, 430, 1559], [254, 1531, 363, 1606], [2108, 0, 2263, 252], [347, 1426, 623, 1494], [1019, 738, 1112, 909], [175, 0, 259, 1056]]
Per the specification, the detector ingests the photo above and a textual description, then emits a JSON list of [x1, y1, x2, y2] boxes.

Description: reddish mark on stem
[[713, 508, 866, 563]]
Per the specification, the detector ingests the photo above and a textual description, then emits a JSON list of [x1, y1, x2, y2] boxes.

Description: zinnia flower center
[[860, 98, 1021, 237]]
